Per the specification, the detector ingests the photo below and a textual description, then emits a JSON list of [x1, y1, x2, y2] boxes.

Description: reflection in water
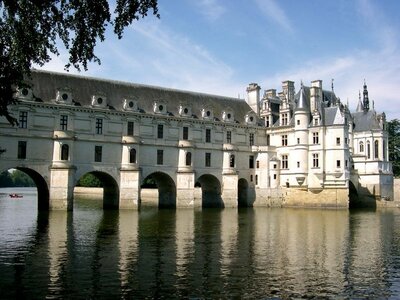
[[1, 191, 400, 298]]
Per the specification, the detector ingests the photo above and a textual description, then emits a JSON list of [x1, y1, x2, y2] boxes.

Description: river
[[1, 187, 400, 298]]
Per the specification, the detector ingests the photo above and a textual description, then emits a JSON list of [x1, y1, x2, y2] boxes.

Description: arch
[[141, 172, 176, 208], [6, 167, 50, 210], [238, 178, 250, 207], [195, 174, 223, 208], [374, 140, 379, 159], [185, 152, 192, 166], [359, 141, 364, 153], [129, 148, 137, 164], [61, 144, 69, 161], [75, 171, 119, 209], [348, 180, 359, 209]]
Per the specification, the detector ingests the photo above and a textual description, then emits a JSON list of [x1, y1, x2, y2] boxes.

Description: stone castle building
[[0, 70, 393, 210]]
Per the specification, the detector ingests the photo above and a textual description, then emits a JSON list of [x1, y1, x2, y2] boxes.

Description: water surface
[[1, 188, 400, 298]]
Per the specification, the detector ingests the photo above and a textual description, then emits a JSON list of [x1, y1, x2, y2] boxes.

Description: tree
[[77, 173, 103, 187], [0, 0, 159, 125], [388, 119, 400, 177]]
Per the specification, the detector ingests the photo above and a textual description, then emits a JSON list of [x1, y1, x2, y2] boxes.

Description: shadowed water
[[1, 188, 400, 298]]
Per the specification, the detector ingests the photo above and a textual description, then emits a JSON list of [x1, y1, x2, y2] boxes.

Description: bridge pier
[[222, 174, 238, 208], [176, 172, 197, 208], [49, 166, 75, 210], [119, 169, 141, 209]]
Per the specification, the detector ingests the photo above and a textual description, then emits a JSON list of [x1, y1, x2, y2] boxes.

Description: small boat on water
[[9, 193, 23, 198]]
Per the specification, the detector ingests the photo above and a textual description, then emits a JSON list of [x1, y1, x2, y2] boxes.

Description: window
[[127, 121, 134, 136], [314, 118, 319, 126], [95, 146, 102, 162], [227, 131, 232, 144], [345, 160, 348, 168], [266, 118, 270, 127], [61, 144, 69, 161], [206, 128, 211, 143], [17, 141, 27, 159], [359, 141, 364, 153], [367, 142, 371, 159], [250, 175, 253, 182], [256, 160, 260, 168], [297, 119, 300, 125], [129, 148, 136, 163], [157, 124, 163, 139], [281, 155, 288, 169], [374, 140, 379, 159], [273, 174, 277, 180], [297, 138, 300, 144], [255, 175, 258, 185], [249, 133, 254, 146], [185, 152, 192, 166], [281, 113, 288, 126], [205, 152, 211, 167], [336, 137, 340, 146], [60, 115, 68, 131], [19, 111, 28, 129], [266, 134, 270, 146], [183, 127, 189, 140], [273, 164, 277, 169], [312, 153, 319, 168], [281, 135, 288, 146], [336, 160, 341, 168], [157, 149, 163, 165], [230, 154, 235, 168], [249, 156, 254, 169], [383, 141, 387, 160], [95, 118, 103, 134], [297, 161, 300, 168], [345, 137, 348, 145], [313, 132, 319, 144]]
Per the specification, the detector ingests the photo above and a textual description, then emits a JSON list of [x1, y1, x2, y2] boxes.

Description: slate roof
[[352, 110, 382, 132], [27, 70, 253, 124]]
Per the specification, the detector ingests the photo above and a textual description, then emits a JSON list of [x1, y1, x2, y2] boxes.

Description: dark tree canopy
[[388, 119, 400, 177], [0, 0, 159, 125]]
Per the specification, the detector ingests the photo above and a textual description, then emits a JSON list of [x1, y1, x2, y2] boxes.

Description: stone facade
[[0, 70, 393, 210]]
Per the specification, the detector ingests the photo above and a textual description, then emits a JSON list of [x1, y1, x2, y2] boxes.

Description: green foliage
[[0, 0, 159, 125], [141, 177, 157, 188], [77, 173, 103, 187], [388, 119, 400, 177], [0, 169, 35, 187]]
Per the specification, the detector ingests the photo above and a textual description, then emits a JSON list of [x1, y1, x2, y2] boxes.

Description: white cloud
[[254, 0, 293, 33], [195, 0, 226, 21]]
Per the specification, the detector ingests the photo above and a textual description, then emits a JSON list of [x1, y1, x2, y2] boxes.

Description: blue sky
[[40, 0, 400, 120]]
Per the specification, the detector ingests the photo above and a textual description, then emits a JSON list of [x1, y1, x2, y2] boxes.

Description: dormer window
[[91, 94, 107, 108], [179, 105, 191, 117], [17, 87, 33, 101], [56, 89, 72, 104], [153, 101, 167, 114], [201, 108, 213, 120], [222, 110, 234, 122], [123, 98, 138, 111], [245, 112, 257, 125]]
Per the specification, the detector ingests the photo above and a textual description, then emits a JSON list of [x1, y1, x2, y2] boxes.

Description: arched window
[[359, 141, 364, 153], [185, 152, 192, 166], [230, 154, 235, 168], [374, 140, 379, 159], [129, 148, 136, 163], [383, 141, 387, 160], [367, 142, 371, 159], [61, 144, 69, 161]]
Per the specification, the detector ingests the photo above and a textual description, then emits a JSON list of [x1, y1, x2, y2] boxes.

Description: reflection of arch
[[61, 144, 69, 161], [141, 172, 176, 208], [15, 167, 49, 210], [76, 171, 119, 209], [238, 178, 249, 207], [195, 174, 223, 208]]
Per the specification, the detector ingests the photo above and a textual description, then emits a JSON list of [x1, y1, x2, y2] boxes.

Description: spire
[[363, 79, 369, 112], [296, 81, 308, 111], [356, 90, 363, 112]]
